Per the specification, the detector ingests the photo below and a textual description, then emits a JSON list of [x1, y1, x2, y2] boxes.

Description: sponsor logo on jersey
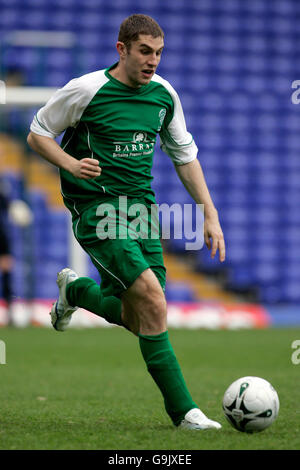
[[113, 132, 155, 158]]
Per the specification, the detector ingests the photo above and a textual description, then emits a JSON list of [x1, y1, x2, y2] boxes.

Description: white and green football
[[223, 376, 280, 433]]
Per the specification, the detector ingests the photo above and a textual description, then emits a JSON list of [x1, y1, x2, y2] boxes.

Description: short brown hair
[[118, 14, 164, 50]]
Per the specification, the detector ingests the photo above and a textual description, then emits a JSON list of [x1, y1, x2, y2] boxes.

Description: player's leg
[[51, 200, 149, 331], [122, 268, 195, 425], [122, 258, 222, 429], [66, 274, 139, 333], [51, 223, 151, 331], [122, 268, 166, 334], [121, 268, 221, 429], [51, 264, 127, 332], [67, 275, 124, 326]]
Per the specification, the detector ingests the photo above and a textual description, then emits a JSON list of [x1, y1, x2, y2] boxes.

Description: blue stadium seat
[[165, 281, 197, 302], [45, 50, 73, 70], [44, 71, 72, 87], [226, 265, 257, 289], [45, 11, 76, 30], [1, 172, 24, 199], [0, 9, 20, 29]]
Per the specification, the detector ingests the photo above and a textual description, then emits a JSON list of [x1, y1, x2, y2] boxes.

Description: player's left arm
[[157, 78, 225, 262], [175, 158, 225, 262]]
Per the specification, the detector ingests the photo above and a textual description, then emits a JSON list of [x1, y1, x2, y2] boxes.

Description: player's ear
[[116, 41, 128, 58]]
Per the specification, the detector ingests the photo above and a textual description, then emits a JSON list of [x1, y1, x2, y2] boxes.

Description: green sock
[[66, 277, 123, 327], [138, 330, 197, 426]]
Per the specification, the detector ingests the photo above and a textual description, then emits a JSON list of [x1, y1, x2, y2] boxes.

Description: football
[[222, 376, 280, 433]]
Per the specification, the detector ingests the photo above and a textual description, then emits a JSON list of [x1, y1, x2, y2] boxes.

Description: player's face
[[122, 35, 164, 87]]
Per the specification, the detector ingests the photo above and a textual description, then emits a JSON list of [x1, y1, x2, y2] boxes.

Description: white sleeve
[[30, 70, 108, 138], [153, 74, 198, 165]]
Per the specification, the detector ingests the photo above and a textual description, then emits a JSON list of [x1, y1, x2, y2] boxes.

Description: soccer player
[[27, 14, 225, 430]]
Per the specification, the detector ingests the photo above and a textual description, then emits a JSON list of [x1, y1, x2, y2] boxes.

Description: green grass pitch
[[0, 325, 299, 450]]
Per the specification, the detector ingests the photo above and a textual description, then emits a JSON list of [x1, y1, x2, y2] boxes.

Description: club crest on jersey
[[133, 131, 148, 143]]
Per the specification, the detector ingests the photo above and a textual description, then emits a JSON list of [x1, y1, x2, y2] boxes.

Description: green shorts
[[72, 197, 166, 298]]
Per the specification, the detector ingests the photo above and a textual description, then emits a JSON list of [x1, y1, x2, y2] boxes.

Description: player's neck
[[109, 63, 141, 89]]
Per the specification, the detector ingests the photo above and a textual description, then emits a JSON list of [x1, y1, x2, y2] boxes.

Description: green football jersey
[[30, 63, 198, 216]]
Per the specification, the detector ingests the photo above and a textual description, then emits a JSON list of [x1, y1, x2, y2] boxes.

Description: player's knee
[[138, 288, 167, 333], [123, 269, 167, 334]]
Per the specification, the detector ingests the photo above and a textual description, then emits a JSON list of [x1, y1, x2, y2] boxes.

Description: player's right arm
[[27, 132, 101, 180], [27, 74, 102, 180]]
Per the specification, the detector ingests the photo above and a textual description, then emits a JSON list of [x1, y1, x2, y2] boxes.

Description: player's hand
[[71, 158, 102, 180], [204, 212, 226, 263]]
